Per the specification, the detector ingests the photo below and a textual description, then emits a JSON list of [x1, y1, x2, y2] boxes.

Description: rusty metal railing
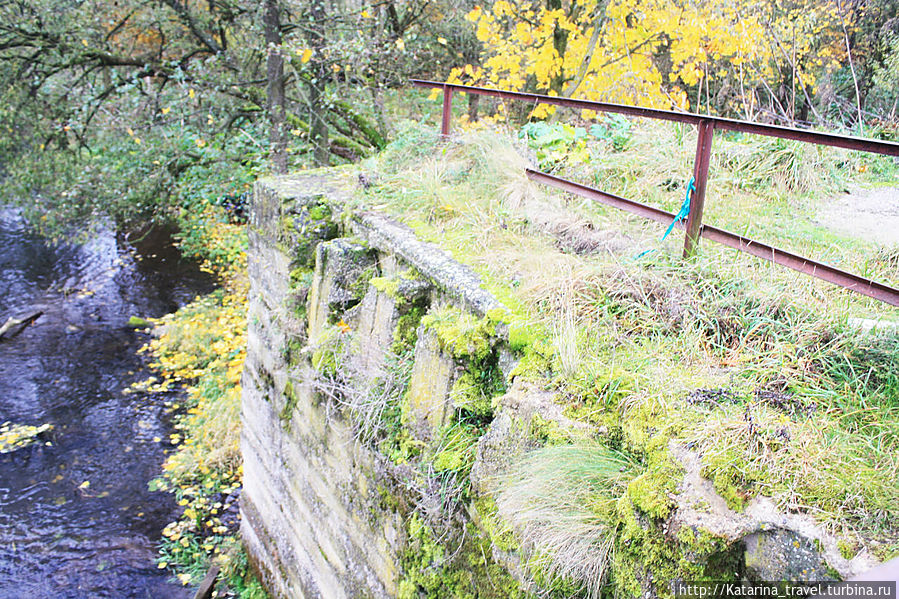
[[411, 79, 899, 308]]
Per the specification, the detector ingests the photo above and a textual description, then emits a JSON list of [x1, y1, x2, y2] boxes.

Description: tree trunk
[[468, 93, 479, 122], [309, 0, 330, 166], [264, 0, 287, 174]]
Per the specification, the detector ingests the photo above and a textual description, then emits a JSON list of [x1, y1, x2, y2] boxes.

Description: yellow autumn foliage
[[454, 0, 848, 117], [139, 204, 249, 584]]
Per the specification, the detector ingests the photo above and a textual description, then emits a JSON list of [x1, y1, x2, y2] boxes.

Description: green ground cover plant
[[354, 116, 899, 591]]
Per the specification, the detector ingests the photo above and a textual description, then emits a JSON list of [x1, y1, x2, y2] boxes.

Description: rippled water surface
[[0, 209, 215, 598]]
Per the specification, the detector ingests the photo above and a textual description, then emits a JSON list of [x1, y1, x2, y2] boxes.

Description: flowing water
[[0, 209, 215, 598]]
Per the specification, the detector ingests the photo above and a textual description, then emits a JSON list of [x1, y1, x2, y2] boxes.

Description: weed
[[492, 444, 639, 597]]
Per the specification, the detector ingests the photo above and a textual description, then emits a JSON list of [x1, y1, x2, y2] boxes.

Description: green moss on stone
[[283, 337, 306, 368], [837, 539, 856, 560], [700, 445, 765, 512], [311, 325, 341, 376], [281, 201, 340, 268], [626, 452, 681, 520], [432, 426, 479, 476], [421, 307, 496, 363], [509, 338, 553, 383], [370, 276, 401, 300], [472, 496, 521, 553], [393, 305, 425, 353], [508, 322, 539, 354], [611, 492, 739, 599], [526, 557, 585, 597], [398, 514, 530, 599], [279, 380, 300, 428], [308, 203, 331, 221], [290, 267, 314, 289], [527, 413, 571, 446], [127, 316, 151, 328], [451, 373, 494, 419], [349, 263, 379, 302]]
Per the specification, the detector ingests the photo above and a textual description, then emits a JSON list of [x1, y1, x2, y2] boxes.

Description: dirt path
[[816, 186, 899, 247]]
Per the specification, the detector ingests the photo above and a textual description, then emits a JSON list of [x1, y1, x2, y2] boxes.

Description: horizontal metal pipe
[[525, 169, 677, 225], [526, 169, 899, 307], [412, 80, 899, 157]]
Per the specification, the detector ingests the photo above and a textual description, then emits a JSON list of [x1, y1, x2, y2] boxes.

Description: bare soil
[[816, 186, 899, 247]]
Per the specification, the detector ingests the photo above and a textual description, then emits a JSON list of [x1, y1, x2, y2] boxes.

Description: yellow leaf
[[395, 38, 405, 51], [78, 480, 90, 489], [300, 48, 313, 63], [188, 88, 195, 99]]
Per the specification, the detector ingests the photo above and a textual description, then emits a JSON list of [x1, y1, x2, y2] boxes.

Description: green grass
[[492, 444, 639, 597], [355, 119, 899, 565]]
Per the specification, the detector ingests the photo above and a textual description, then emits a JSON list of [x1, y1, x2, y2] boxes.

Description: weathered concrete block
[[404, 325, 457, 439], [306, 238, 377, 344], [670, 444, 878, 581], [350, 211, 502, 317], [244, 173, 514, 599], [744, 528, 833, 580], [353, 274, 430, 384]]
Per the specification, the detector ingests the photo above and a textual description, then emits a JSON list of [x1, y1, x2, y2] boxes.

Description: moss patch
[[611, 495, 738, 599], [398, 514, 530, 599], [421, 307, 496, 363]]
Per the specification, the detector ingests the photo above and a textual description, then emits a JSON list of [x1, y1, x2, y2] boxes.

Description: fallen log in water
[[192, 565, 220, 599], [0, 310, 43, 341]]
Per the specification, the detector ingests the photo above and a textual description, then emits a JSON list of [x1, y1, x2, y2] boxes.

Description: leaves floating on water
[[0, 422, 53, 453]]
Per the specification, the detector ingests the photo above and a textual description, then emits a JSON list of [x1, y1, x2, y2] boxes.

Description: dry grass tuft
[[492, 444, 638, 597]]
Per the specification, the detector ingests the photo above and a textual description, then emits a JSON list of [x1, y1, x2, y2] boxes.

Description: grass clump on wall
[[493, 444, 639, 597]]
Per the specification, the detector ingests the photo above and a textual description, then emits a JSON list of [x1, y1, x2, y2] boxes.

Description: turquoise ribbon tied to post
[[635, 176, 695, 259]]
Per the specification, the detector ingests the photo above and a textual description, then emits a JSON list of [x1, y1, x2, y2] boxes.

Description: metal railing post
[[441, 85, 454, 138], [683, 119, 715, 258]]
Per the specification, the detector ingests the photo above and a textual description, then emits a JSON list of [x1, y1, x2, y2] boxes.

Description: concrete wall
[[241, 173, 525, 598], [241, 173, 873, 599]]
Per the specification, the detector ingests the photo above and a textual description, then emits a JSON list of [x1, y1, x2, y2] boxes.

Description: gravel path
[[816, 186, 899, 247]]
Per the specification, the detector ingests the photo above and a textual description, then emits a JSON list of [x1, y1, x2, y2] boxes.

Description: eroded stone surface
[[670, 443, 878, 581], [306, 238, 377, 343], [404, 326, 456, 439], [244, 173, 509, 599], [350, 211, 502, 317]]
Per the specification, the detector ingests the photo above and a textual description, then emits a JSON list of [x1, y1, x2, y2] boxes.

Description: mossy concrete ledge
[[241, 171, 877, 599], [242, 171, 518, 599]]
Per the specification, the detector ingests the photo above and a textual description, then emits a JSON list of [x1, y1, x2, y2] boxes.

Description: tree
[[450, 0, 899, 129], [0, 0, 399, 225], [266, 0, 289, 173]]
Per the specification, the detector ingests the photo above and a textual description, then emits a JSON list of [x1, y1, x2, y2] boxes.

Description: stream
[[0, 208, 215, 598]]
